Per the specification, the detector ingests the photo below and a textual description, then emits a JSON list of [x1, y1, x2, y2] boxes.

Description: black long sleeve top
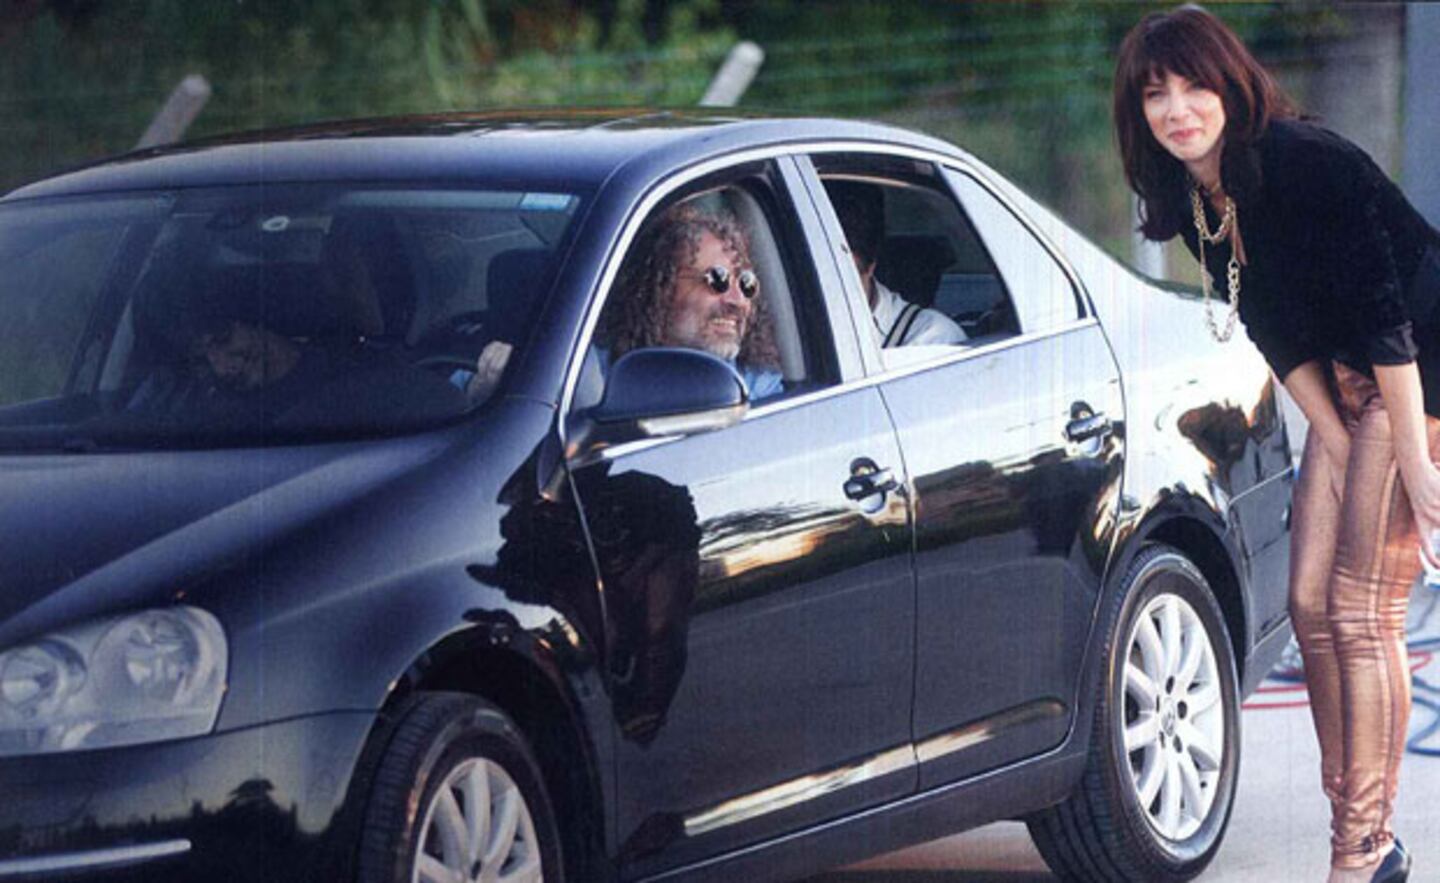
[[1177, 118, 1440, 415]]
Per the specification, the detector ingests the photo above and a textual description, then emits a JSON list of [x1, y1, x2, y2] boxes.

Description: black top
[[1177, 118, 1440, 414]]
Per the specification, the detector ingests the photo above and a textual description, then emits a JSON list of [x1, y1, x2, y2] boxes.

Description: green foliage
[[0, 1, 1347, 254]]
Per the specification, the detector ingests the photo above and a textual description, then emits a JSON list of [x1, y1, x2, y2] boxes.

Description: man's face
[[199, 321, 273, 391], [660, 230, 754, 361]]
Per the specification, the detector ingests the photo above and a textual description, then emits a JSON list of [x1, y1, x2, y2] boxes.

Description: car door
[[802, 152, 1124, 788], [563, 157, 916, 877]]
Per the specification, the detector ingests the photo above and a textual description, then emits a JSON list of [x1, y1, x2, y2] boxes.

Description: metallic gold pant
[[1289, 361, 1436, 869]]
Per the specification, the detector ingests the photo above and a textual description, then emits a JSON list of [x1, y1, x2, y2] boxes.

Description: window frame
[[560, 154, 867, 431], [805, 155, 1020, 367], [794, 147, 1094, 381]]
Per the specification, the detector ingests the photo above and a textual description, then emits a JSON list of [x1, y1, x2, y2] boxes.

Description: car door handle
[[1065, 412, 1112, 443], [844, 467, 898, 501]]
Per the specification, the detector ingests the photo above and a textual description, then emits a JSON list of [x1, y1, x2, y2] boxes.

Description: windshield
[[0, 184, 582, 450]]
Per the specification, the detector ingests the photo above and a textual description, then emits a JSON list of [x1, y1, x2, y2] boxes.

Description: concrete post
[[1404, 5, 1440, 226], [701, 42, 764, 108], [1305, 5, 1404, 173], [136, 75, 212, 150]]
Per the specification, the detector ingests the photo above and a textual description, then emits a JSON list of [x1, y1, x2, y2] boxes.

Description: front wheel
[[358, 692, 564, 883], [1027, 545, 1241, 882]]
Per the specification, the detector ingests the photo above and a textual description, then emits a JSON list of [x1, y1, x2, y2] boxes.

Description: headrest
[[877, 235, 956, 307]]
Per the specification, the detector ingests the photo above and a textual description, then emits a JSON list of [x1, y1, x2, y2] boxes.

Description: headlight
[[0, 606, 226, 756]]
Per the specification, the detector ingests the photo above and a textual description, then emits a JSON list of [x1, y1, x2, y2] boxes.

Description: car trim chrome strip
[[678, 699, 1069, 839], [1227, 454, 1295, 505], [682, 745, 915, 838], [914, 699, 1069, 765], [557, 137, 1094, 438], [760, 317, 1102, 412], [591, 317, 1100, 462], [0, 840, 191, 877]]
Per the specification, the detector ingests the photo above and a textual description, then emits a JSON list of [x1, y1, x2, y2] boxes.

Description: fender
[[1062, 484, 1245, 759]]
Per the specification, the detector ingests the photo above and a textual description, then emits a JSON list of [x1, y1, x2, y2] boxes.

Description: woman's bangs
[[1141, 26, 1226, 95]]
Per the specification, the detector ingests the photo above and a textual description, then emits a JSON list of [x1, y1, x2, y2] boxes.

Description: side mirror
[[568, 348, 749, 455]]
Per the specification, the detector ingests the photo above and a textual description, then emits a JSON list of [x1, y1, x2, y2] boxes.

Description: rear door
[[563, 156, 917, 877], [803, 152, 1124, 787]]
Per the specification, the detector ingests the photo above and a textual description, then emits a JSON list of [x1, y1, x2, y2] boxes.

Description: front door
[[567, 165, 917, 877]]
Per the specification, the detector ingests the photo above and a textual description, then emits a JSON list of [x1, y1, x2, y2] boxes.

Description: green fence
[[0, 3, 1357, 257]]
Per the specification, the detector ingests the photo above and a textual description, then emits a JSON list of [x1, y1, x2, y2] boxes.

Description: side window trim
[[786, 155, 879, 379], [556, 141, 1096, 427], [778, 143, 1093, 326], [557, 153, 860, 437], [798, 153, 1020, 376]]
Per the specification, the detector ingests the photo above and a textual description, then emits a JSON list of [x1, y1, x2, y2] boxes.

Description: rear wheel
[[1027, 545, 1240, 882], [358, 692, 563, 883]]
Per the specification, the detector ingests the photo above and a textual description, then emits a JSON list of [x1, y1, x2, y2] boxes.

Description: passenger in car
[[825, 180, 967, 348], [180, 311, 467, 429], [597, 203, 784, 401]]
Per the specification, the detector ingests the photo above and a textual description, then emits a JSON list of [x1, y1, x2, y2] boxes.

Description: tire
[[358, 692, 564, 883], [1026, 544, 1241, 882]]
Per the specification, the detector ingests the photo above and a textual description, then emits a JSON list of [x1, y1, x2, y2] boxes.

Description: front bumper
[[0, 712, 375, 882]]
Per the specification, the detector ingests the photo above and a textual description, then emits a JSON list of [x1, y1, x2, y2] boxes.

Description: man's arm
[[741, 365, 785, 402]]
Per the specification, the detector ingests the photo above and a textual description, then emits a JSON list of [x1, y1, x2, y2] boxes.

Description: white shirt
[[869, 281, 967, 347]]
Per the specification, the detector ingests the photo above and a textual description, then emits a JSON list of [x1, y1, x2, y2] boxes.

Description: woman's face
[[1142, 70, 1227, 176]]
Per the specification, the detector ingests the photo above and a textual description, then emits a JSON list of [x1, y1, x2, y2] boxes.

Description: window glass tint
[[814, 156, 1020, 371], [943, 168, 1079, 332], [0, 184, 583, 450], [876, 184, 1016, 340], [0, 197, 164, 409]]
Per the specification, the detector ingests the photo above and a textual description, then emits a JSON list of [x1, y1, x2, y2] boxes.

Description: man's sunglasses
[[700, 265, 760, 299]]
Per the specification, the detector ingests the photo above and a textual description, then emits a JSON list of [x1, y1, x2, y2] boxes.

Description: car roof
[[3, 109, 966, 202]]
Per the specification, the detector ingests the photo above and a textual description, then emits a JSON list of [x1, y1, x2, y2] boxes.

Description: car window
[[811, 154, 1020, 372], [0, 184, 585, 450], [579, 164, 837, 411], [0, 198, 147, 409], [942, 167, 1081, 333]]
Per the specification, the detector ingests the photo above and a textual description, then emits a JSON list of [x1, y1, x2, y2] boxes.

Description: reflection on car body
[[0, 111, 1293, 883]]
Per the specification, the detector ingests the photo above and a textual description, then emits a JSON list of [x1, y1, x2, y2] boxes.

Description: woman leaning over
[[1114, 5, 1440, 883]]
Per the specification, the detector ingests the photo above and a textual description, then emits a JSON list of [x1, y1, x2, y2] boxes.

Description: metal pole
[[700, 42, 764, 108], [136, 74, 212, 150]]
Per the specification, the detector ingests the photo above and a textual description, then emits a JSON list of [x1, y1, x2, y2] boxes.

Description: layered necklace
[[1189, 185, 1241, 342]]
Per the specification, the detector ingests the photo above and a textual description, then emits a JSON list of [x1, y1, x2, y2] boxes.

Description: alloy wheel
[[1121, 591, 1226, 841], [413, 757, 544, 883]]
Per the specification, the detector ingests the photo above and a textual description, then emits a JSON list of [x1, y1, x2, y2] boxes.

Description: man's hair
[[825, 180, 884, 267], [601, 202, 778, 368], [1112, 3, 1296, 240]]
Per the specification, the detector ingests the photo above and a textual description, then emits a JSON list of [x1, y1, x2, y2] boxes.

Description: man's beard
[[666, 305, 746, 361]]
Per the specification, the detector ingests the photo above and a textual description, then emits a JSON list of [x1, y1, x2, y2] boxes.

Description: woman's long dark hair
[[1113, 4, 1296, 241]]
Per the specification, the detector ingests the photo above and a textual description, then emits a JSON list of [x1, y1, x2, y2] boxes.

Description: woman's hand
[[1404, 460, 1440, 568], [1372, 362, 1440, 567], [1282, 362, 1352, 500]]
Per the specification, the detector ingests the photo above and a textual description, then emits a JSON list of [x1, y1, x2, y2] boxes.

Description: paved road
[[806, 577, 1440, 883]]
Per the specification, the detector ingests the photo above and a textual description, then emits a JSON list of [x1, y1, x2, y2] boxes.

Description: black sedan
[[0, 111, 1294, 883]]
